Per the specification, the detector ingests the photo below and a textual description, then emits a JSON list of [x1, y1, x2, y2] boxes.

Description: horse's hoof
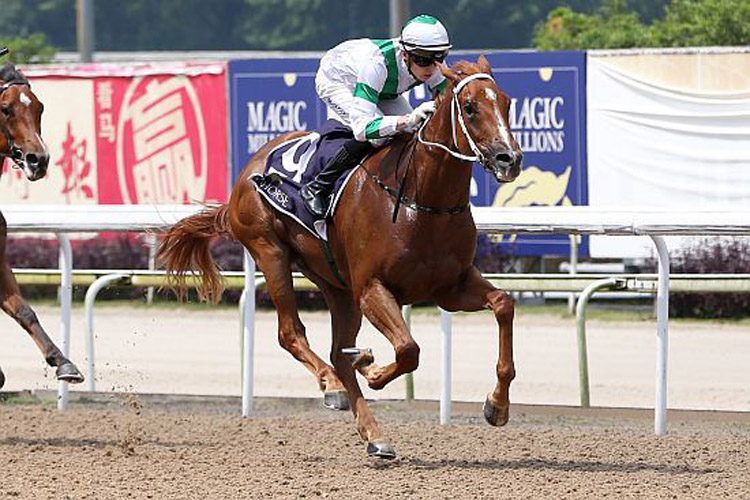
[[0, 368, 5, 389], [341, 347, 373, 368], [483, 396, 509, 427], [56, 363, 85, 384], [323, 390, 350, 411], [366, 440, 396, 459]]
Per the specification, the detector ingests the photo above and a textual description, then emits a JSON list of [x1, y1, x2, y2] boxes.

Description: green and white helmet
[[400, 14, 452, 54]]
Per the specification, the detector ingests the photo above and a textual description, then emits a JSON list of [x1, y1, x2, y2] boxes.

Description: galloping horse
[[158, 56, 522, 458], [0, 60, 84, 388]]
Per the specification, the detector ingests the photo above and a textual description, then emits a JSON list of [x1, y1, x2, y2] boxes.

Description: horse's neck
[[409, 105, 473, 210]]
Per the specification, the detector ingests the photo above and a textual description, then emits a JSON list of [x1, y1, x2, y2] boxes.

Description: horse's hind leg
[[0, 228, 84, 383], [435, 266, 515, 427], [319, 283, 395, 458], [238, 233, 345, 402]]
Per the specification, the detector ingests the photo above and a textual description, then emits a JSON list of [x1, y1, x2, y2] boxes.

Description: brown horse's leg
[[0, 222, 83, 383], [356, 279, 420, 391], [435, 266, 515, 427], [240, 234, 344, 398], [318, 283, 394, 457]]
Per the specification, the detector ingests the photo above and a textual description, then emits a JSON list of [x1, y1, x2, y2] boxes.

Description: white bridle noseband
[[417, 72, 495, 163]]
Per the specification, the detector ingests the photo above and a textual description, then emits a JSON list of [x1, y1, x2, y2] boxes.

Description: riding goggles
[[409, 50, 447, 67]]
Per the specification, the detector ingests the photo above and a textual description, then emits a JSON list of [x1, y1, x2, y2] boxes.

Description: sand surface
[[1, 305, 748, 412]]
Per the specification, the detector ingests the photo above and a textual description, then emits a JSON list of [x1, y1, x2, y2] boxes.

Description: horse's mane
[[0, 64, 26, 84]]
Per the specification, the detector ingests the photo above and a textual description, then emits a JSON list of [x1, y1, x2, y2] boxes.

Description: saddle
[[251, 120, 364, 240]]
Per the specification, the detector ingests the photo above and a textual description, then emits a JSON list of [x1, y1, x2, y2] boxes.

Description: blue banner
[[229, 51, 587, 256]]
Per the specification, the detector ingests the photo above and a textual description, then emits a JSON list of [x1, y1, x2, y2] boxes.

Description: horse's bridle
[[417, 72, 495, 163], [0, 79, 32, 168]]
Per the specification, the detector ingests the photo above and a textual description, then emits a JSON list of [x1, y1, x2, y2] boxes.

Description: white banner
[[587, 50, 750, 258]]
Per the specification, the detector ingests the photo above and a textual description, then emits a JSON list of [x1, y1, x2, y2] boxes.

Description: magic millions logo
[[116, 76, 208, 204], [509, 68, 567, 153], [246, 73, 308, 154]]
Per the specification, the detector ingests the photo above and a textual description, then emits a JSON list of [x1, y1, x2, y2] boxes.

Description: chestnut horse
[[0, 61, 84, 388], [158, 56, 522, 458]]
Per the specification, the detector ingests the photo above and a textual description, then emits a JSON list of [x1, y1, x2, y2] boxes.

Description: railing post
[[650, 235, 670, 436], [242, 250, 256, 417], [575, 277, 624, 408], [56, 234, 72, 410], [440, 308, 452, 425], [568, 234, 579, 315], [402, 305, 414, 401], [85, 273, 129, 392]]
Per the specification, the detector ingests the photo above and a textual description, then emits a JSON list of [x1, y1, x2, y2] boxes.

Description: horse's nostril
[[495, 152, 512, 164], [26, 153, 39, 165]]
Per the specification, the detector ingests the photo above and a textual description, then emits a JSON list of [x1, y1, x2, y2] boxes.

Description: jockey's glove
[[404, 100, 436, 131]]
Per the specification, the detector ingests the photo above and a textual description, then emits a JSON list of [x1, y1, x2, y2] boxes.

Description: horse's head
[[0, 64, 49, 181], [436, 56, 522, 183]]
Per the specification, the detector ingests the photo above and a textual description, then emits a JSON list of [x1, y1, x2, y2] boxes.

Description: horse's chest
[[384, 231, 473, 295]]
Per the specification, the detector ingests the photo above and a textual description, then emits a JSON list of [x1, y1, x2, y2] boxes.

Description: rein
[[364, 72, 494, 221], [0, 79, 31, 168], [363, 135, 469, 220], [417, 72, 495, 163]]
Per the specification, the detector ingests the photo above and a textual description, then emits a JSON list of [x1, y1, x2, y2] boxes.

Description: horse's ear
[[439, 62, 461, 84], [477, 55, 492, 75]]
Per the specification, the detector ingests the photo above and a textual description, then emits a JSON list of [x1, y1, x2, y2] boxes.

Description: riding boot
[[300, 138, 372, 218]]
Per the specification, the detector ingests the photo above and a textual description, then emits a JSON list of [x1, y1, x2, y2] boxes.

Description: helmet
[[400, 14, 452, 55]]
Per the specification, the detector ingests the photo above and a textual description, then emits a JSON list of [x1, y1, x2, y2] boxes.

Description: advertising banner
[[229, 51, 587, 256], [587, 50, 750, 258], [3, 63, 228, 205]]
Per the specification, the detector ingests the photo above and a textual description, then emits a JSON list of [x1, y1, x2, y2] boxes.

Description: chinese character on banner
[[56, 122, 95, 203], [96, 81, 115, 143], [117, 76, 208, 204]]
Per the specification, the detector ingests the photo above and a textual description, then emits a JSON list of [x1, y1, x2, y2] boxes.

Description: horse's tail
[[156, 203, 233, 304]]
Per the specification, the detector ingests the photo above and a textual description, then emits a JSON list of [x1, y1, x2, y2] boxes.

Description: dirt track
[[1, 395, 748, 500], [1, 305, 749, 412]]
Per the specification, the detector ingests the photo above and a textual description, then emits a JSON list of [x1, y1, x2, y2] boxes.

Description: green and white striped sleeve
[[350, 57, 400, 142]]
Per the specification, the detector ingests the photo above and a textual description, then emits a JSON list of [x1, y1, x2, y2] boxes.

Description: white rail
[[5, 204, 750, 436]]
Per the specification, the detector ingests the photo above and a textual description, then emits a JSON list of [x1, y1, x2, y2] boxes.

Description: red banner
[[6, 63, 228, 205]]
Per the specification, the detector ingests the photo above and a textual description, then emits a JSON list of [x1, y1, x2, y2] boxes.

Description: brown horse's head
[[0, 64, 49, 181], [438, 55, 522, 183]]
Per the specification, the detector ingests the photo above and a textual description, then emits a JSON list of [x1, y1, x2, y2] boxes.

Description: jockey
[[300, 14, 452, 218]]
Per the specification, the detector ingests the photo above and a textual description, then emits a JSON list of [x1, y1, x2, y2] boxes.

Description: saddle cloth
[[250, 120, 362, 240]]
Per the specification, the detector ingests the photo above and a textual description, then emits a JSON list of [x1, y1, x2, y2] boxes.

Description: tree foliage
[[534, 0, 750, 50], [0, 33, 57, 64], [651, 0, 750, 47], [0, 0, 747, 55]]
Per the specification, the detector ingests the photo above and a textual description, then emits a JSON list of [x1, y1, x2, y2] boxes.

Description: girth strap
[[319, 238, 348, 288]]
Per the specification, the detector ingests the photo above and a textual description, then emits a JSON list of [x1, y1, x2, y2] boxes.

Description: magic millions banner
[[3, 62, 228, 205], [228, 51, 587, 256]]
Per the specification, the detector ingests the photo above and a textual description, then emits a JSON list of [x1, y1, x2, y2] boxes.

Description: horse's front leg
[[435, 266, 515, 427], [356, 279, 419, 390], [0, 257, 84, 384]]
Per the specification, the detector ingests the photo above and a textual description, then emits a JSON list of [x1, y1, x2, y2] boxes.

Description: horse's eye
[[463, 101, 476, 116], [0, 106, 10, 118]]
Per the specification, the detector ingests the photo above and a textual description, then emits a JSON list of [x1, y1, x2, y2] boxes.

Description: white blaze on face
[[36, 132, 49, 155], [19, 92, 32, 107], [485, 87, 512, 149]]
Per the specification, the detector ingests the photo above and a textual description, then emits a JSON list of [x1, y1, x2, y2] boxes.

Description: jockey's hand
[[404, 100, 436, 131]]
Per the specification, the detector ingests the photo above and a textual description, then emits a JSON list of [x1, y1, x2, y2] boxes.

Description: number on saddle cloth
[[252, 119, 358, 239]]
